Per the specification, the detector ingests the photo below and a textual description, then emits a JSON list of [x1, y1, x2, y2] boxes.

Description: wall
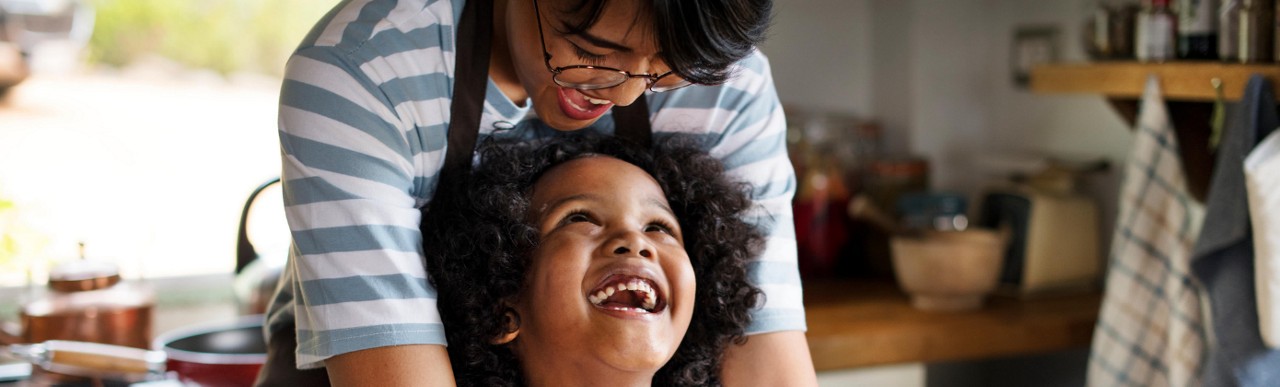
[[760, 0, 1133, 385], [762, 0, 1132, 192]]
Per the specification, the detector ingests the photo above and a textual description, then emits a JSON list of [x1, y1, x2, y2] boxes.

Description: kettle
[[232, 177, 286, 316], [7, 255, 157, 349]]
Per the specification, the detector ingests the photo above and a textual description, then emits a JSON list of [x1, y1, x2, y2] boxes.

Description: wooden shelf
[[1031, 62, 1280, 101], [804, 280, 1100, 371]]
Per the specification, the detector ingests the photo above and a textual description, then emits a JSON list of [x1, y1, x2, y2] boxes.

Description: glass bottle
[[1240, 0, 1274, 62], [1221, 0, 1243, 61], [1179, 0, 1220, 59], [1137, 0, 1178, 62]]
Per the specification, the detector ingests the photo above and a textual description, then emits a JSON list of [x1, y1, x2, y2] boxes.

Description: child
[[421, 134, 765, 386]]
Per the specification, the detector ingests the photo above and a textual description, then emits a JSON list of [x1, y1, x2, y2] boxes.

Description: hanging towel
[[1245, 130, 1280, 349], [1190, 74, 1280, 387], [1088, 75, 1208, 387]]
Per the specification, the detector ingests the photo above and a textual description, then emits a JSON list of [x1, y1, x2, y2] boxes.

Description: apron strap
[[613, 95, 651, 147], [437, 0, 494, 190]]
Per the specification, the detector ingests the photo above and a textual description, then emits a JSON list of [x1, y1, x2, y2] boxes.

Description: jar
[[1136, 0, 1178, 62], [864, 157, 930, 213], [1085, 1, 1138, 60], [896, 192, 970, 232]]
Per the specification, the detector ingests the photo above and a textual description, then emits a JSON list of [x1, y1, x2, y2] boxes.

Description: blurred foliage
[[0, 196, 13, 267], [0, 190, 44, 276], [86, 0, 336, 76]]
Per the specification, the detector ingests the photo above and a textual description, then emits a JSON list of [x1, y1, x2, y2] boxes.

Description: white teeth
[[588, 279, 661, 311], [586, 96, 611, 105]]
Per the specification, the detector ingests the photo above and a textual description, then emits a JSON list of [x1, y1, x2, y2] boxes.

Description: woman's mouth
[[556, 87, 613, 121]]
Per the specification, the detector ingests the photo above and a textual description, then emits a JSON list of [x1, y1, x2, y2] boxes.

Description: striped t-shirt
[[267, 0, 805, 369]]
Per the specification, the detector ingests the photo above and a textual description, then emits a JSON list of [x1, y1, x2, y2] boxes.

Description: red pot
[[152, 315, 267, 387]]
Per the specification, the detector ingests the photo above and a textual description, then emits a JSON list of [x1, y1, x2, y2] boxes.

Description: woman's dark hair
[[552, 0, 773, 85], [421, 133, 765, 386]]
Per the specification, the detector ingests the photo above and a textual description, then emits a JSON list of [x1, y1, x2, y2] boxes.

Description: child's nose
[[604, 230, 654, 259]]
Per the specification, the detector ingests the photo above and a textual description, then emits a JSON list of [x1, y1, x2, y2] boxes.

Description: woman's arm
[[275, 2, 457, 373], [325, 345, 456, 387], [721, 331, 818, 386], [652, 50, 817, 385]]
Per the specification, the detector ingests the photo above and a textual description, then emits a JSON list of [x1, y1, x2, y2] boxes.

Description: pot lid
[[48, 260, 121, 292]]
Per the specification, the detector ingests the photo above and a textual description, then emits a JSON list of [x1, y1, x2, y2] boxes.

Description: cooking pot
[[152, 315, 267, 386], [8, 315, 267, 386], [0, 253, 155, 352], [233, 177, 287, 316]]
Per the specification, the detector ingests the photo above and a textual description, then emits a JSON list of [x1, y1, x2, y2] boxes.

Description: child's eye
[[644, 220, 676, 235], [561, 210, 594, 225]]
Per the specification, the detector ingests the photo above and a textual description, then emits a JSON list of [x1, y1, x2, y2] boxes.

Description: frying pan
[[8, 315, 267, 386]]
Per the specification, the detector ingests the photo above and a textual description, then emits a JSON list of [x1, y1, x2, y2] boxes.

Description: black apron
[[254, 0, 650, 384]]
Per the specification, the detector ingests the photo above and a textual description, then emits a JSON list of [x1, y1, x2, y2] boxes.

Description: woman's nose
[[596, 77, 648, 106], [605, 230, 653, 259]]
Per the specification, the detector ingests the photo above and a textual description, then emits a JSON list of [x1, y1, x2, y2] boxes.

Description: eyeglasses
[[532, 0, 692, 93]]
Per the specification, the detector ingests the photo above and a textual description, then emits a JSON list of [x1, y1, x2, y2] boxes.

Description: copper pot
[[18, 259, 154, 349], [0, 258, 156, 384]]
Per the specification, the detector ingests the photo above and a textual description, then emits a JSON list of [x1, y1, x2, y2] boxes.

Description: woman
[[261, 0, 814, 384], [422, 134, 762, 386]]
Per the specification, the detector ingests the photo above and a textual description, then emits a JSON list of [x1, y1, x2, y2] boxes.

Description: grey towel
[[1192, 74, 1280, 387]]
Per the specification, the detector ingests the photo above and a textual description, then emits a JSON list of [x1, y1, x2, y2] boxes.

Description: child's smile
[[512, 155, 695, 384]]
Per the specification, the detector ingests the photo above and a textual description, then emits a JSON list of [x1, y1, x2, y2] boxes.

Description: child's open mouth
[[556, 87, 613, 121], [587, 274, 666, 314]]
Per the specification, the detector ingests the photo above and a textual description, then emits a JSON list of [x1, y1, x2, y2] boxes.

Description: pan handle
[[9, 340, 166, 381]]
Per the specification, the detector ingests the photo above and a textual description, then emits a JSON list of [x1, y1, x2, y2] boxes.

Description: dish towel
[[1088, 75, 1208, 387], [1190, 74, 1280, 387], [1246, 130, 1280, 350]]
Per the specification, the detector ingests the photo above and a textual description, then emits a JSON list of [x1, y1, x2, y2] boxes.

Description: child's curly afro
[[421, 133, 765, 386]]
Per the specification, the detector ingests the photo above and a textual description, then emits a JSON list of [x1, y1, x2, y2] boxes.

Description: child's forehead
[[545, 154, 648, 179], [531, 155, 665, 198]]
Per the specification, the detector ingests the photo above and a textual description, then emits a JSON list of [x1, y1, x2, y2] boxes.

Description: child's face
[[513, 155, 696, 381]]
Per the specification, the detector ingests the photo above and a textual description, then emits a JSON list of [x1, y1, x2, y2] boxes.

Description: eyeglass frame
[[531, 0, 692, 93]]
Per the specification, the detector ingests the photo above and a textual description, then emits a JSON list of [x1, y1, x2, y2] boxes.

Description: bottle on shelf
[[1178, 0, 1219, 59], [1239, 0, 1274, 62], [1220, 0, 1242, 61], [1084, 0, 1139, 60], [1136, 0, 1178, 62]]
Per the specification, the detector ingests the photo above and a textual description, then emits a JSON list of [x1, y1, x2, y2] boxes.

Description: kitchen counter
[[804, 279, 1101, 371], [4, 275, 1102, 379]]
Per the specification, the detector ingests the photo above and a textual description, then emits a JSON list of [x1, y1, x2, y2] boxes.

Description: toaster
[[976, 185, 1102, 297]]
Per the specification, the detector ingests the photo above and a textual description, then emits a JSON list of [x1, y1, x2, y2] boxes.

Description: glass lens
[[651, 75, 692, 92], [554, 68, 626, 89]]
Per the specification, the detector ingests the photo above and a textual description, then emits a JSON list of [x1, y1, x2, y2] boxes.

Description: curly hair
[[420, 133, 765, 386]]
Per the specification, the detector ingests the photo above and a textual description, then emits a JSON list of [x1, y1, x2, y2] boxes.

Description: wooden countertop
[[804, 280, 1101, 371]]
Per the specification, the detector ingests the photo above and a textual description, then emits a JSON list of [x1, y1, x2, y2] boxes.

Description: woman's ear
[[491, 307, 522, 345]]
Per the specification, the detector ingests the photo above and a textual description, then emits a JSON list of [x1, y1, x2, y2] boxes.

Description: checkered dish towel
[[1088, 75, 1208, 387]]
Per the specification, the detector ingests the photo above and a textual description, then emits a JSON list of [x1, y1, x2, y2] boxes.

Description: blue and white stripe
[[269, 0, 805, 369]]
